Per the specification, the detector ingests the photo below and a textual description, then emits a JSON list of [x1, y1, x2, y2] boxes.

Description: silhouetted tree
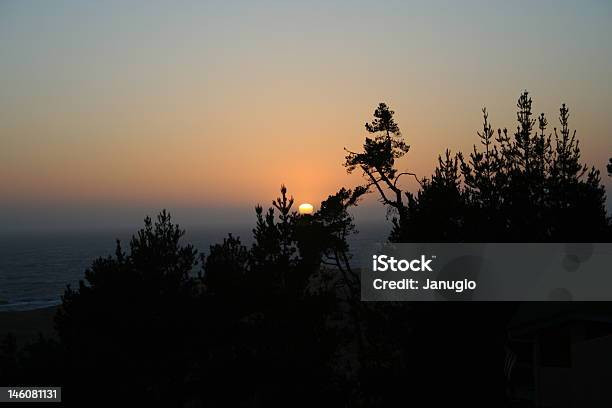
[[459, 108, 509, 240], [293, 186, 367, 293], [345, 103, 414, 236], [55, 210, 200, 405], [5, 93, 609, 407], [203, 234, 249, 298], [273, 185, 296, 263], [361, 92, 610, 405], [392, 91, 611, 242], [392, 149, 465, 241], [249, 185, 298, 295]]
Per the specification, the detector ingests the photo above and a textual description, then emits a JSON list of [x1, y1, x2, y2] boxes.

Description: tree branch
[[394, 171, 423, 188], [363, 166, 394, 207]]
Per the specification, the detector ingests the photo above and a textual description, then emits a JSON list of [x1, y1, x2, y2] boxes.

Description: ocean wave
[[0, 299, 61, 312]]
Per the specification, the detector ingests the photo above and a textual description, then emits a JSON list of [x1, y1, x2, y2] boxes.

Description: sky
[[1, 0, 611, 231]]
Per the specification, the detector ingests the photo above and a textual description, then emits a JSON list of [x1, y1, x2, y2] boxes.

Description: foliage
[[344, 103, 412, 233], [387, 92, 611, 242], [2, 92, 610, 406], [54, 210, 200, 404]]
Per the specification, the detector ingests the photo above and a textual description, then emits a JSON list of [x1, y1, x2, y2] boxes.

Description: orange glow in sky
[[1, 1, 611, 230]]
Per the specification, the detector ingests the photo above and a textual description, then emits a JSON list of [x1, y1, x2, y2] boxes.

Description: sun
[[298, 203, 314, 215]]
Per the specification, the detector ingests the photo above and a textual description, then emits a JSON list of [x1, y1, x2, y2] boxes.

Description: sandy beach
[[0, 306, 58, 346]]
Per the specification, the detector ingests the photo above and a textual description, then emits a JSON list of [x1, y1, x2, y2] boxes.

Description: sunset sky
[[1, 0, 611, 231]]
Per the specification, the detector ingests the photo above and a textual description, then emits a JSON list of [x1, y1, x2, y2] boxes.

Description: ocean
[[0, 224, 389, 312]]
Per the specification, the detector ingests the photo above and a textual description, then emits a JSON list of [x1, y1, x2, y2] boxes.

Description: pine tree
[[394, 91, 610, 242], [344, 103, 413, 237], [394, 150, 464, 241]]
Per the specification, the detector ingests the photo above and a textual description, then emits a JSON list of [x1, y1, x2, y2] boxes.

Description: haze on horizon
[[1, 0, 611, 231]]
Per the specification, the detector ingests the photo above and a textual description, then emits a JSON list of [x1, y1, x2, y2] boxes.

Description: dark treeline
[[1, 92, 610, 406], [345, 92, 610, 242]]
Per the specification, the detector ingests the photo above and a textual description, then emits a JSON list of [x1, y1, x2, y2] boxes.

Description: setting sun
[[298, 203, 314, 215]]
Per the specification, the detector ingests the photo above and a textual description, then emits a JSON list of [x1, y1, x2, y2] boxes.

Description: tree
[[459, 108, 509, 240], [344, 103, 414, 235], [250, 185, 297, 294], [203, 234, 249, 298], [207, 185, 347, 405], [392, 149, 465, 241], [273, 185, 295, 263], [250, 184, 366, 298], [293, 186, 367, 298], [55, 210, 200, 405], [391, 91, 611, 242]]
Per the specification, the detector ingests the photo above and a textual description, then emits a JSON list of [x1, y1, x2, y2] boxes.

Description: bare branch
[[363, 166, 394, 206], [393, 171, 423, 188]]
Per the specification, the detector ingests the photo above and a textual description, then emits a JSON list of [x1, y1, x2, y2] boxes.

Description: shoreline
[[0, 306, 58, 346]]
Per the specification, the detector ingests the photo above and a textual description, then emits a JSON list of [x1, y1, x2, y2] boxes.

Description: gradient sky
[[1, 0, 611, 231]]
